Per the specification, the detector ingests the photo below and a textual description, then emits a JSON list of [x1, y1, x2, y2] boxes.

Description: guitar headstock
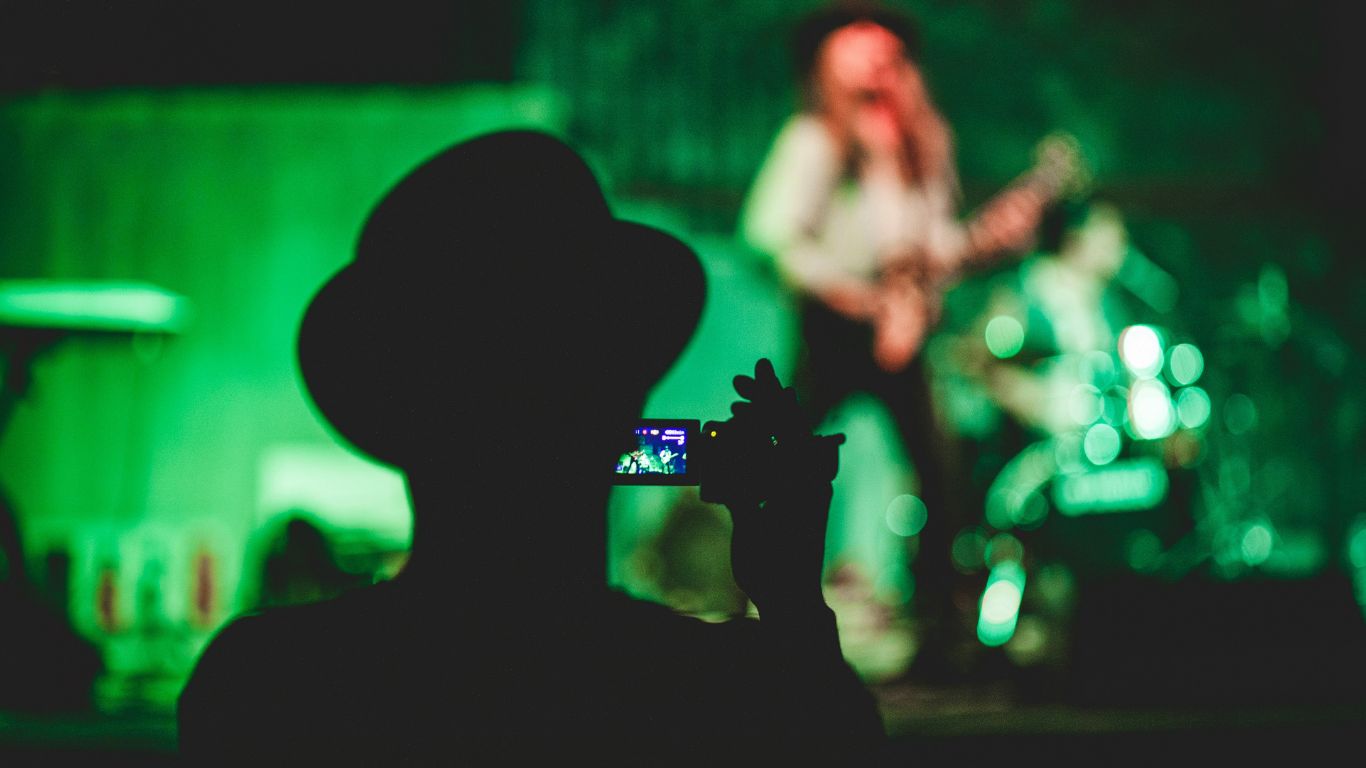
[[1030, 131, 1092, 200]]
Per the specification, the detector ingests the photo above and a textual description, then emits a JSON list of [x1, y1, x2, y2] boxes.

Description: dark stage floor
[[4, 683, 1364, 765]]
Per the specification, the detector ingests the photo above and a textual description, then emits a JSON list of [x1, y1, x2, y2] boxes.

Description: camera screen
[[613, 419, 698, 485]]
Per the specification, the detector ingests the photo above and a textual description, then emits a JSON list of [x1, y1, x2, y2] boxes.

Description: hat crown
[[355, 131, 610, 279]]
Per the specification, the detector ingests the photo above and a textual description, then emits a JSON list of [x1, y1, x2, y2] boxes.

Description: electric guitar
[[871, 132, 1090, 373]]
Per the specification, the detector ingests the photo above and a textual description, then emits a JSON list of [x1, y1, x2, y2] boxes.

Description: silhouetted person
[[253, 513, 363, 610], [0, 493, 103, 713], [178, 130, 885, 765]]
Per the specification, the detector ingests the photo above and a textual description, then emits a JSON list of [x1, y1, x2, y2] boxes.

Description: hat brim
[[296, 217, 706, 466]]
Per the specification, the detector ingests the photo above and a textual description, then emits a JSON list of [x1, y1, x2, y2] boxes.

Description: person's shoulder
[[774, 112, 834, 148], [179, 586, 393, 749], [183, 605, 309, 695], [187, 585, 389, 688]]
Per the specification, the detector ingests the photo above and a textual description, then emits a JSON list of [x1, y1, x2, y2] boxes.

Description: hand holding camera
[[716, 358, 846, 616], [612, 360, 843, 504], [610, 359, 844, 614]]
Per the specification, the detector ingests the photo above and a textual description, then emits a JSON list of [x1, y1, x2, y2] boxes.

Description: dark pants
[[794, 299, 965, 642]]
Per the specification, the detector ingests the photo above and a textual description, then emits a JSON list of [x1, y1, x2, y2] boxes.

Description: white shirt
[[740, 114, 969, 294]]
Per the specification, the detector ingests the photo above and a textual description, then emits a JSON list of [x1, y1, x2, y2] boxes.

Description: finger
[[733, 374, 757, 400], [754, 357, 776, 381], [753, 358, 781, 392]]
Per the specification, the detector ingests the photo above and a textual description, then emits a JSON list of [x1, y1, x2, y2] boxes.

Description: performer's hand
[[971, 184, 1048, 256], [721, 359, 843, 615]]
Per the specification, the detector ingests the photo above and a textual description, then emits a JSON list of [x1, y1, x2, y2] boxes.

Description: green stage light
[[977, 561, 1026, 647], [1119, 324, 1164, 379], [1129, 379, 1177, 440], [1083, 423, 1121, 465], [1166, 343, 1204, 386], [1176, 386, 1212, 429], [885, 494, 928, 537], [984, 315, 1025, 359], [1240, 523, 1274, 566]]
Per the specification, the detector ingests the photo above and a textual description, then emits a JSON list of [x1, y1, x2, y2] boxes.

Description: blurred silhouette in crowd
[[251, 513, 364, 610], [0, 492, 103, 712], [178, 131, 885, 765], [740, 1, 1081, 683]]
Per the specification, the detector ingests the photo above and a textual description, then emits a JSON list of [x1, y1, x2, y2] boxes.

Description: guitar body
[[872, 270, 933, 373], [869, 132, 1088, 373]]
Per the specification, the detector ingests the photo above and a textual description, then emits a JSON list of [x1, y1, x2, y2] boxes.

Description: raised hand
[[714, 359, 844, 615]]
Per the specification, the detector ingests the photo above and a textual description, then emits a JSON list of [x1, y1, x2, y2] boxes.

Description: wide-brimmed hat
[[297, 130, 706, 466]]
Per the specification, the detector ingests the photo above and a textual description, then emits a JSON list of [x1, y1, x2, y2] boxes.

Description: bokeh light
[[1119, 324, 1164, 378], [1241, 523, 1274, 566], [977, 562, 1026, 647], [981, 580, 1024, 624], [1083, 423, 1122, 465], [1128, 379, 1176, 439], [885, 494, 928, 537], [1176, 386, 1212, 429], [984, 315, 1025, 359], [1166, 343, 1204, 386]]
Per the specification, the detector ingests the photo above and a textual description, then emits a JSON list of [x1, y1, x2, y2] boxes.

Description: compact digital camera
[[611, 418, 841, 503]]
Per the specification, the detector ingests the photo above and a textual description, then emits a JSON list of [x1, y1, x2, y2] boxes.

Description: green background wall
[[1, 0, 1362, 713]]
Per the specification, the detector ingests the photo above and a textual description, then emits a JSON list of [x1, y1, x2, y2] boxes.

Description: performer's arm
[[741, 116, 881, 320], [961, 182, 1051, 268], [956, 134, 1083, 274]]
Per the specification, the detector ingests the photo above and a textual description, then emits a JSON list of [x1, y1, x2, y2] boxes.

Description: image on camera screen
[[615, 424, 688, 477]]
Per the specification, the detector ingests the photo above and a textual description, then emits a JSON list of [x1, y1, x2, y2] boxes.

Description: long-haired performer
[[740, 2, 1082, 682]]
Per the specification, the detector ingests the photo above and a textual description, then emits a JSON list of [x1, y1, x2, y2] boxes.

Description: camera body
[[612, 418, 841, 503]]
